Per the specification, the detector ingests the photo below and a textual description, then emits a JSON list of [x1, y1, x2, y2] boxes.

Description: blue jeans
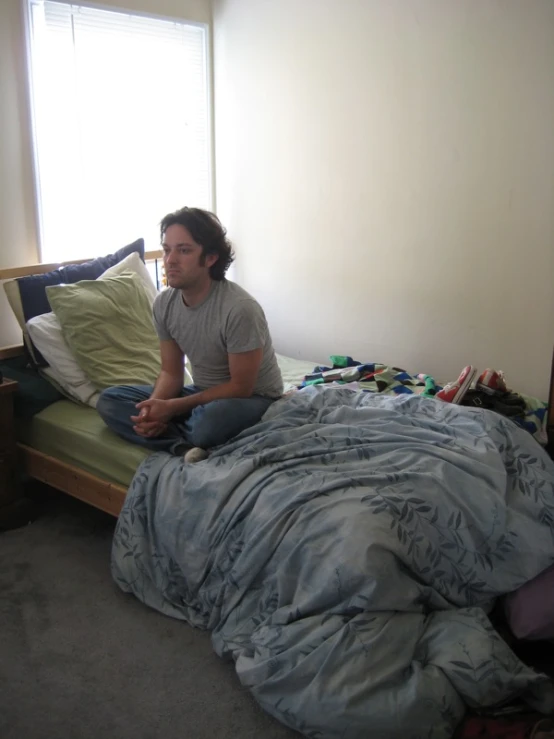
[[96, 385, 275, 453]]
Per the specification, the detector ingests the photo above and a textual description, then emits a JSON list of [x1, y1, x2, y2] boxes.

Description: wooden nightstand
[[0, 378, 32, 530]]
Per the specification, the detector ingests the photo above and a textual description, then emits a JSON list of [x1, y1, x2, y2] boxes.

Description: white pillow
[[99, 250, 158, 303], [43, 366, 100, 408], [26, 312, 99, 407]]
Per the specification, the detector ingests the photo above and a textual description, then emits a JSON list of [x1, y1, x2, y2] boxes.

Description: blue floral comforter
[[112, 387, 554, 738]]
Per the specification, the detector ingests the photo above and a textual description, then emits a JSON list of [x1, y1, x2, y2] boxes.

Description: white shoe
[[184, 447, 209, 464]]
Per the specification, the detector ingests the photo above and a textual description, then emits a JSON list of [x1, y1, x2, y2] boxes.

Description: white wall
[[213, 0, 554, 399], [0, 0, 38, 347], [0, 0, 211, 349]]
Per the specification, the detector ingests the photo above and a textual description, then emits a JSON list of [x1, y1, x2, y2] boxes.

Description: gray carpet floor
[[0, 487, 298, 739]]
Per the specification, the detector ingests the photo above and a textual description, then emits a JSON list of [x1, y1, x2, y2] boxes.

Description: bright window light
[[27, 1, 211, 262]]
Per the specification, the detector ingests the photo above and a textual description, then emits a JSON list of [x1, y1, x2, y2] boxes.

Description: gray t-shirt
[[152, 279, 283, 398]]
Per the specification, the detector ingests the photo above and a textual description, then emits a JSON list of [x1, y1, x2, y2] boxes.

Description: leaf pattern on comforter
[[112, 387, 554, 738]]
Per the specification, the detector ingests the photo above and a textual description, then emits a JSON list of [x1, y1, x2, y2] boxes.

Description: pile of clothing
[[298, 356, 548, 446]]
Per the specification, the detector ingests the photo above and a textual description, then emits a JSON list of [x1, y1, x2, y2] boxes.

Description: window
[[27, 1, 211, 262]]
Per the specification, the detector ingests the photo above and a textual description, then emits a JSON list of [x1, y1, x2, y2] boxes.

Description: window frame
[[22, 0, 215, 263]]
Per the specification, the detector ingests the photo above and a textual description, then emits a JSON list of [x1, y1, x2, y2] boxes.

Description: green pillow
[[46, 272, 161, 390]]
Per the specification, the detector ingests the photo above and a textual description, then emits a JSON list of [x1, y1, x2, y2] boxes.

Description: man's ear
[[205, 253, 219, 269]]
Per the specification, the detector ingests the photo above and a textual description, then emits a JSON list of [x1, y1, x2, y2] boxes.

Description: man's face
[[162, 224, 217, 290]]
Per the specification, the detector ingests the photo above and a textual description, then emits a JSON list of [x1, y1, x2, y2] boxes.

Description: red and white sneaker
[[476, 368, 507, 395], [436, 366, 477, 404]]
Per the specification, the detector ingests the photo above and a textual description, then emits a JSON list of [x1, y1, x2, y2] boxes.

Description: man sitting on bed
[[96, 206, 283, 463]]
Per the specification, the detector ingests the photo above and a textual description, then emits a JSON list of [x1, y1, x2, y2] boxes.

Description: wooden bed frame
[[0, 250, 163, 517], [1, 252, 554, 518]]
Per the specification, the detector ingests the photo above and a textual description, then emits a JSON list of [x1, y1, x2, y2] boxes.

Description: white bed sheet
[[275, 353, 318, 392]]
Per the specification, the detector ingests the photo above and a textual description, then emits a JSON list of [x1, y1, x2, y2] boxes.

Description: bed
[[2, 253, 554, 739], [2, 339, 551, 518]]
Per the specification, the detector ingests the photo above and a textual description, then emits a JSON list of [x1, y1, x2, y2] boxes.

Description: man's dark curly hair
[[159, 206, 235, 281]]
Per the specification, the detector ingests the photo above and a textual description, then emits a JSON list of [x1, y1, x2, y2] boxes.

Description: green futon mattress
[[17, 400, 149, 487]]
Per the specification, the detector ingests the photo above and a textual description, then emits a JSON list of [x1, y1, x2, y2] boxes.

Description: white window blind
[[27, 1, 211, 262]]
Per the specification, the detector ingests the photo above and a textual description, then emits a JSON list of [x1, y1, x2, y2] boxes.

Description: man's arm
[[150, 340, 186, 400], [135, 348, 263, 423], [170, 348, 263, 412]]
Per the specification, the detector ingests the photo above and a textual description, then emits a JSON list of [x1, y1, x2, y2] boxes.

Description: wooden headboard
[[0, 249, 163, 280]]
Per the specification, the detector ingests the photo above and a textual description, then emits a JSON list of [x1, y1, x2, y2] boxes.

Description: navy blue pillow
[[18, 238, 145, 367]]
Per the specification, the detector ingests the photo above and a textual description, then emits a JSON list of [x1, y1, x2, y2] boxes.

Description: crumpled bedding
[[112, 387, 554, 739]]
